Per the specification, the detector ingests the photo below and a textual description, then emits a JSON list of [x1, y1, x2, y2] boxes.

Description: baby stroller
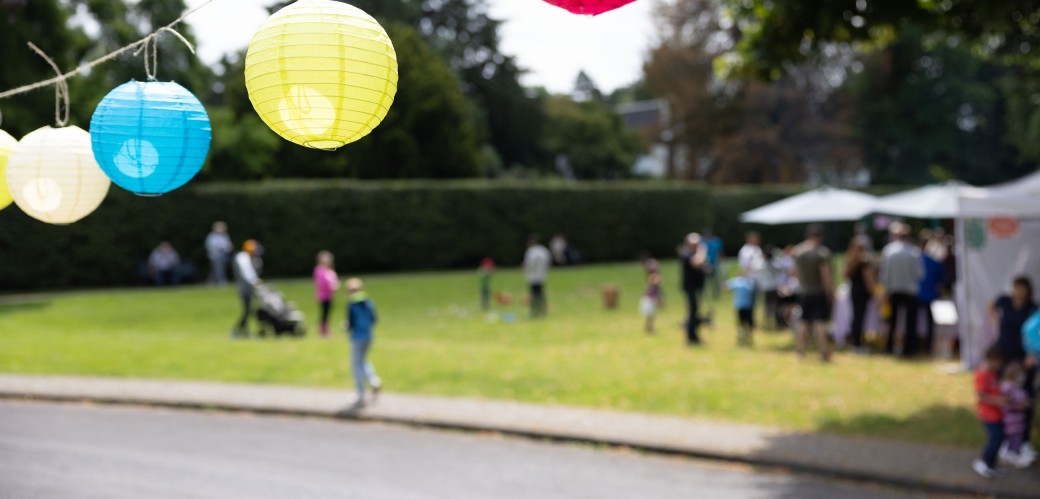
[[255, 285, 306, 338]]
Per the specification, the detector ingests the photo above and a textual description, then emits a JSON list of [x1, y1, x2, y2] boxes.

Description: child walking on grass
[[726, 274, 756, 347], [640, 271, 663, 334], [1000, 362, 1034, 468], [313, 251, 339, 338], [346, 278, 381, 406], [973, 346, 1006, 478]]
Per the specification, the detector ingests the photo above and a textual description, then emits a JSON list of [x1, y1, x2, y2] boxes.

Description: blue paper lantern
[[89, 80, 211, 196]]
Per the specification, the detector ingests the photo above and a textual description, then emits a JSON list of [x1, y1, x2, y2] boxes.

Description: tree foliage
[[721, 0, 1040, 80], [644, 0, 860, 183], [843, 28, 1035, 184], [543, 95, 643, 180]]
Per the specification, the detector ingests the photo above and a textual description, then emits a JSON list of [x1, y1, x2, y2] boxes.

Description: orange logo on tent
[[987, 217, 1020, 239]]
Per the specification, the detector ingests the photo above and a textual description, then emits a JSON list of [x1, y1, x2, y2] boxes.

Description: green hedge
[[0, 181, 715, 290], [0, 180, 906, 291]]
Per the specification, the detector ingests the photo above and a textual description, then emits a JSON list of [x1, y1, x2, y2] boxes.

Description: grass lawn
[[0, 263, 978, 448]]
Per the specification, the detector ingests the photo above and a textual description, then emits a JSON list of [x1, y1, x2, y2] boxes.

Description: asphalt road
[[0, 401, 921, 499]]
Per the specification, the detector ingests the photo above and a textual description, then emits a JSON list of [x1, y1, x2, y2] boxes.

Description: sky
[[183, 0, 656, 93]]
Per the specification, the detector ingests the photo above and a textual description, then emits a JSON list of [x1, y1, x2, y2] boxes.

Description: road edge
[[0, 390, 1023, 499]]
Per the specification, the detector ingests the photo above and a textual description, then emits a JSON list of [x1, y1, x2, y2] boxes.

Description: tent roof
[[739, 187, 878, 225], [959, 171, 1040, 218], [873, 181, 984, 219]]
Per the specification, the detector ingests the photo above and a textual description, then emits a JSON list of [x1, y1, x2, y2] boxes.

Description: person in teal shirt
[[703, 228, 724, 301], [346, 277, 382, 406]]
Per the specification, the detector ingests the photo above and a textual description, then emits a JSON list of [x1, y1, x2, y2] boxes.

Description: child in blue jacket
[[346, 278, 382, 406]]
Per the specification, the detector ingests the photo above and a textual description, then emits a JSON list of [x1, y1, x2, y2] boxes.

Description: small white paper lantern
[[6, 126, 111, 224]]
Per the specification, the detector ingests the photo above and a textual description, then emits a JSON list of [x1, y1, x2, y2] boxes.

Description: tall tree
[[572, 71, 603, 102], [644, 0, 860, 183], [720, 0, 1040, 80], [843, 28, 1033, 184], [643, 0, 733, 179], [341, 23, 482, 178], [1, 0, 213, 134], [542, 95, 644, 179], [0, 0, 90, 137]]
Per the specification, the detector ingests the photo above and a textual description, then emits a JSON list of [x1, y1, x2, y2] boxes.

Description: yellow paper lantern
[[6, 126, 111, 224], [245, 0, 399, 150], [0, 129, 16, 211]]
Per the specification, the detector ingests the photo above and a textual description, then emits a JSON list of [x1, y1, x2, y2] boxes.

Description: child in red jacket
[[973, 346, 1006, 478]]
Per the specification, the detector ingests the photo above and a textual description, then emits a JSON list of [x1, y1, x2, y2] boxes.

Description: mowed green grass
[[0, 263, 978, 447]]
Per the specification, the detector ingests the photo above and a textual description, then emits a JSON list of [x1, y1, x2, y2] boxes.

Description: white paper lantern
[[6, 126, 111, 224]]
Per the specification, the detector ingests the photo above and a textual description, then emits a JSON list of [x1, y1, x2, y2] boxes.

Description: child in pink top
[[314, 251, 339, 338]]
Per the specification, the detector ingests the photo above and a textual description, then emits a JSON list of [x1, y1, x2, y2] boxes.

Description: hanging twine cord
[[27, 42, 70, 126], [0, 0, 215, 101], [134, 27, 197, 80]]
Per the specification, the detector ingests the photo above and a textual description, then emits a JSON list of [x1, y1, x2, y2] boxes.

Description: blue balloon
[[90, 80, 211, 196]]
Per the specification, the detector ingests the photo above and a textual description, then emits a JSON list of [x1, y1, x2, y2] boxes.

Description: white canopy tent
[[873, 181, 985, 219], [739, 187, 879, 225], [956, 171, 1040, 368]]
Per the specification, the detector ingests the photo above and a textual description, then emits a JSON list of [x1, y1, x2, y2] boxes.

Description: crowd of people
[[664, 221, 1036, 479], [678, 222, 959, 360]]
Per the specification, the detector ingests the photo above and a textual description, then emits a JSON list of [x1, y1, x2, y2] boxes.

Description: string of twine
[[27, 42, 71, 126], [134, 27, 197, 80], [0, 0, 215, 101]]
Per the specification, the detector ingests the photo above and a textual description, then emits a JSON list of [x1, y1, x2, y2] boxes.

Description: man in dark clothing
[[793, 224, 834, 362], [680, 233, 707, 345]]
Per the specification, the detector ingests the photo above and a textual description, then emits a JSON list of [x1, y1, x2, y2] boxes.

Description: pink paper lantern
[[543, 0, 638, 15]]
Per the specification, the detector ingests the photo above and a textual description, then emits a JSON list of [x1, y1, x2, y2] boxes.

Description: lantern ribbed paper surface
[[6, 126, 110, 225], [245, 0, 399, 150], [90, 80, 211, 196], [543, 0, 638, 15], [0, 130, 16, 211]]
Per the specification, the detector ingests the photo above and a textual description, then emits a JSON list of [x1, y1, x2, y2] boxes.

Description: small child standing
[[313, 251, 339, 338], [726, 275, 756, 347], [479, 257, 495, 311], [973, 346, 1006, 478], [1000, 362, 1034, 468], [639, 271, 663, 334], [346, 277, 381, 406]]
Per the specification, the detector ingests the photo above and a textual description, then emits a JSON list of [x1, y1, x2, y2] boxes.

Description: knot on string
[[27, 42, 70, 127], [132, 27, 196, 81]]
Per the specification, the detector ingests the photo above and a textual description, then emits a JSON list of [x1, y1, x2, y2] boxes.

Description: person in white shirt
[[550, 233, 568, 266], [738, 231, 765, 276], [205, 221, 234, 285], [148, 241, 181, 286], [737, 231, 765, 314], [524, 234, 552, 317], [879, 221, 924, 357], [231, 239, 263, 338]]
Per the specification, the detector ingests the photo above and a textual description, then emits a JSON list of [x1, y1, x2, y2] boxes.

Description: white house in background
[[617, 99, 686, 178]]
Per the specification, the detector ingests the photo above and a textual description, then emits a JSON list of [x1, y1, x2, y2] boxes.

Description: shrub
[[0, 181, 712, 290], [0, 180, 905, 291]]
